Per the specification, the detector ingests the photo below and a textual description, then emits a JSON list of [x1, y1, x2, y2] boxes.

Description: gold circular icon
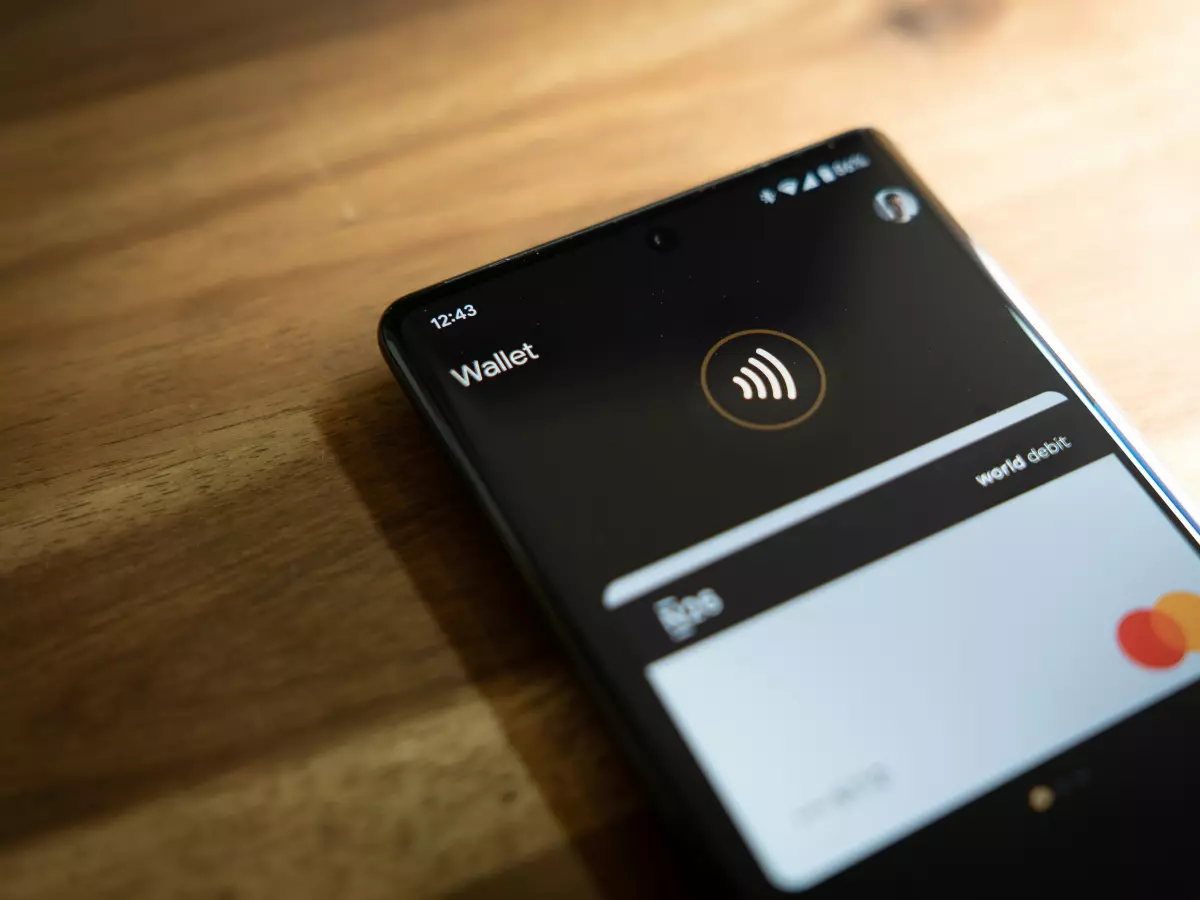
[[700, 329, 826, 430], [1028, 785, 1055, 813]]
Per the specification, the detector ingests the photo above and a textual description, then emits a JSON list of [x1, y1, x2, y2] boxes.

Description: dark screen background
[[394, 131, 1065, 605], [381, 131, 1200, 896]]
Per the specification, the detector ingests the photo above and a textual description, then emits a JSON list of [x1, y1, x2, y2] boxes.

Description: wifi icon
[[732, 348, 798, 401]]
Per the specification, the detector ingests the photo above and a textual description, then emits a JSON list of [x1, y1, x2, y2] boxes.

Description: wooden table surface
[[3, 1, 1200, 897]]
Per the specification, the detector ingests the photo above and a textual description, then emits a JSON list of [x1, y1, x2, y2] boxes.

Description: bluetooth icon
[[758, 187, 777, 205]]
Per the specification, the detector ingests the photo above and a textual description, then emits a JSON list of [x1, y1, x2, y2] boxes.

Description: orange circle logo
[[1117, 591, 1200, 669]]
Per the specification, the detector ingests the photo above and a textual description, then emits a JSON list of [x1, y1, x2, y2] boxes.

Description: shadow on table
[[316, 369, 689, 900], [441, 810, 686, 900]]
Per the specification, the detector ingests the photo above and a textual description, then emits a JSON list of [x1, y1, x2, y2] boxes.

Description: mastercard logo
[[1117, 591, 1200, 669]]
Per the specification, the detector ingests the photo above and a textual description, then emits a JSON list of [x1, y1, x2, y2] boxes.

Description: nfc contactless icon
[[700, 329, 826, 430]]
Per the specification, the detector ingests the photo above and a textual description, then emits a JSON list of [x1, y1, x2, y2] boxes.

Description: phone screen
[[380, 130, 1200, 893]]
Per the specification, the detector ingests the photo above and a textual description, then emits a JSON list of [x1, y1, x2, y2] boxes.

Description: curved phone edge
[[972, 243, 1200, 541]]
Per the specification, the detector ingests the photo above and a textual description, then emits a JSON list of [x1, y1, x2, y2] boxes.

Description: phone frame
[[377, 128, 1200, 896]]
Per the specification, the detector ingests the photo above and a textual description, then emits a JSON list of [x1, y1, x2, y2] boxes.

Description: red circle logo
[[1116, 591, 1200, 669]]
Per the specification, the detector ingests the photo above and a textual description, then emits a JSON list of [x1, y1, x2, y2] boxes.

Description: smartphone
[[378, 129, 1200, 895]]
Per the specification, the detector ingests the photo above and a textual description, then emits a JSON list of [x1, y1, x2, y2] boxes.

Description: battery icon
[[816, 165, 837, 184]]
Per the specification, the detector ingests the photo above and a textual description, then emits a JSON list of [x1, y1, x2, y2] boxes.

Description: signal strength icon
[[732, 348, 798, 401], [777, 177, 799, 196], [802, 172, 821, 192]]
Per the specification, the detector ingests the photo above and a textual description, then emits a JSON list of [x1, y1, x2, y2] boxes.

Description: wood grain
[[2, 0, 1200, 896]]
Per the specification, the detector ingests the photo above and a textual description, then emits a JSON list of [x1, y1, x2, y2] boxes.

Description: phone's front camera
[[646, 227, 678, 252]]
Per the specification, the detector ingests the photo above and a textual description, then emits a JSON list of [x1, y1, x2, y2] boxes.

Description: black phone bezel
[[377, 128, 1200, 897]]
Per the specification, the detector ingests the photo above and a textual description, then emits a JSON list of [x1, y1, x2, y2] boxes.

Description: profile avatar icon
[[873, 187, 920, 224]]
